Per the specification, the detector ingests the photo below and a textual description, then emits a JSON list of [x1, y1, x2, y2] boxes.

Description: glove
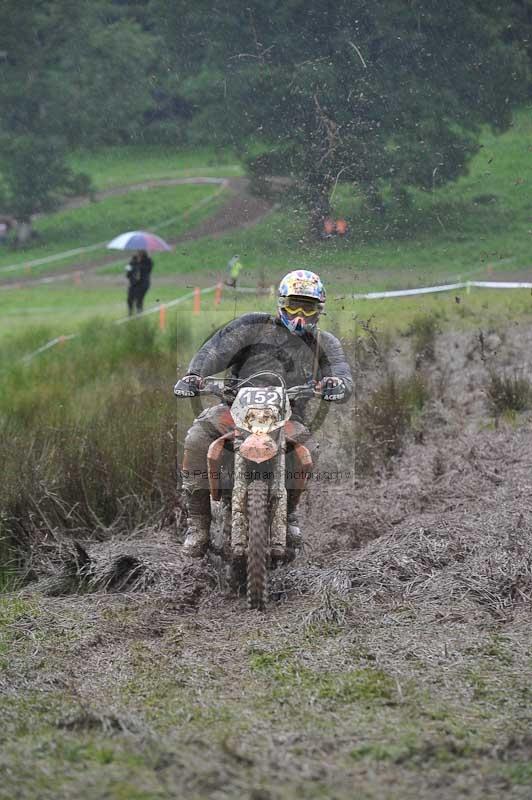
[[173, 374, 203, 397], [319, 376, 347, 402]]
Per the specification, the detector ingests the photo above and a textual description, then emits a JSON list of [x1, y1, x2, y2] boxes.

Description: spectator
[[225, 254, 243, 288], [125, 249, 153, 315]]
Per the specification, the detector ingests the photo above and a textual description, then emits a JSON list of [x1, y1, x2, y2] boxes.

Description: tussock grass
[[485, 370, 531, 417], [275, 509, 532, 616], [405, 312, 441, 366], [32, 530, 216, 602], [357, 371, 430, 462]]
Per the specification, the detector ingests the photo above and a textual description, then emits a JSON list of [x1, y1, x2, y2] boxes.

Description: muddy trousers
[[181, 404, 318, 520]]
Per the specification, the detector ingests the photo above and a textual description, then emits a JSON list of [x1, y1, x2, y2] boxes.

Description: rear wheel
[[246, 480, 270, 610]]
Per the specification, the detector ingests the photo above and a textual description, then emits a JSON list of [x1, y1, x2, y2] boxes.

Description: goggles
[[279, 297, 322, 317]]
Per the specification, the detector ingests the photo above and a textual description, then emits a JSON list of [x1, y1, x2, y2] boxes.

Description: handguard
[[319, 377, 346, 402], [174, 374, 203, 398]]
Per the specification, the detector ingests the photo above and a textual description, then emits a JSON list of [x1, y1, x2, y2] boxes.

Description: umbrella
[[106, 231, 172, 252]]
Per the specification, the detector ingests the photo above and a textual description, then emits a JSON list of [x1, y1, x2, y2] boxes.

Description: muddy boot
[[286, 490, 304, 550], [286, 489, 303, 550], [287, 510, 303, 549], [183, 514, 210, 557], [182, 488, 211, 558]]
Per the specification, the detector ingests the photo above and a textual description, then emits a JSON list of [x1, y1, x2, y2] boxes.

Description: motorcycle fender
[[239, 433, 278, 464], [289, 441, 313, 490], [207, 431, 235, 501]]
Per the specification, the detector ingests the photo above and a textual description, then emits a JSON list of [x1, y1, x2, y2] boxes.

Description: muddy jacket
[[188, 313, 353, 417]]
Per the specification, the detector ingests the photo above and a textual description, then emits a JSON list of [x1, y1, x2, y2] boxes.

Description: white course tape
[[18, 279, 532, 363], [351, 281, 467, 299], [21, 334, 78, 364], [349, 279, 532, 300], [0, 243, 106, 274], [114, 286, 216, 325], [470, 280, 532, 290]]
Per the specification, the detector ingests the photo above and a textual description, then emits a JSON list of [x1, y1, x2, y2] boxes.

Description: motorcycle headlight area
[[244, 406, 281, 434]]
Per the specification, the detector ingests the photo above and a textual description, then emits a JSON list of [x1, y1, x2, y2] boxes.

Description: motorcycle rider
[[174, 269, 352, 557]]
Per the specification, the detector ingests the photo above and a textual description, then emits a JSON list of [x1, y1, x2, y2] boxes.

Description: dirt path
[[0, 177, 274, 289]]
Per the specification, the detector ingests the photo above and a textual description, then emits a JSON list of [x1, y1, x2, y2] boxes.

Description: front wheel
[[246, 480, 270, 610]]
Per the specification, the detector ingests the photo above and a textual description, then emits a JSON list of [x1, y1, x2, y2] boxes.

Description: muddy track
[[0, 177, 274, 288]]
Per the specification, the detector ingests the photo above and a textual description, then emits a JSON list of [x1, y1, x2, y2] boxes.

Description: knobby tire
[[246, 479, 269, 610]]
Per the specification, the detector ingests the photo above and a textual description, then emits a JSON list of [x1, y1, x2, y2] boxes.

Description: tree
[[0, 0, 157, 242], [154, 0, 528, 234], [508, 0, 532, 94]]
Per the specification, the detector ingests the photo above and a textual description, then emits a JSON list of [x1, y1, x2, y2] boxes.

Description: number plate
[[238, 388, 282, 406]]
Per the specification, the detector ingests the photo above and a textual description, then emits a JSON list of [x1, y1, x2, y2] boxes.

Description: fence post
[[159, 303, 167, 331], [193, 287, 201, 315]]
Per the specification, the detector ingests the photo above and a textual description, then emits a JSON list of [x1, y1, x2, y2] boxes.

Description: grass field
[[68, 145, 244, 189], [0, 183, 227, 278], [2, 280, 532, 368]]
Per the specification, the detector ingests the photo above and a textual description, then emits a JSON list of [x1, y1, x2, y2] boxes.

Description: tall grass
[[356, 372, 430, 465], [0, 317, 200, 583], [485, 370, 531, 417]]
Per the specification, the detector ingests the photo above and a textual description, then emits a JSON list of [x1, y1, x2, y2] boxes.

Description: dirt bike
[[197, 371, 319, 610]]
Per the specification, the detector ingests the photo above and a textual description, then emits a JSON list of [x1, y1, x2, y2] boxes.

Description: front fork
[[231, 451, 248, 552], [270, 442, 287, 550], [230, 432, 287, 554]]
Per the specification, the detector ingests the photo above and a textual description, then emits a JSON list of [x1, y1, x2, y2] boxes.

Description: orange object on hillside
[[336, 218, 348, 236], [323, 218, 335, 236]]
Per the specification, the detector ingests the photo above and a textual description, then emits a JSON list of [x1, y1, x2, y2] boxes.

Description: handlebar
[[198, 380, 321, 402], [287, 384, 322, 400], [198, 383, 226, 399]]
